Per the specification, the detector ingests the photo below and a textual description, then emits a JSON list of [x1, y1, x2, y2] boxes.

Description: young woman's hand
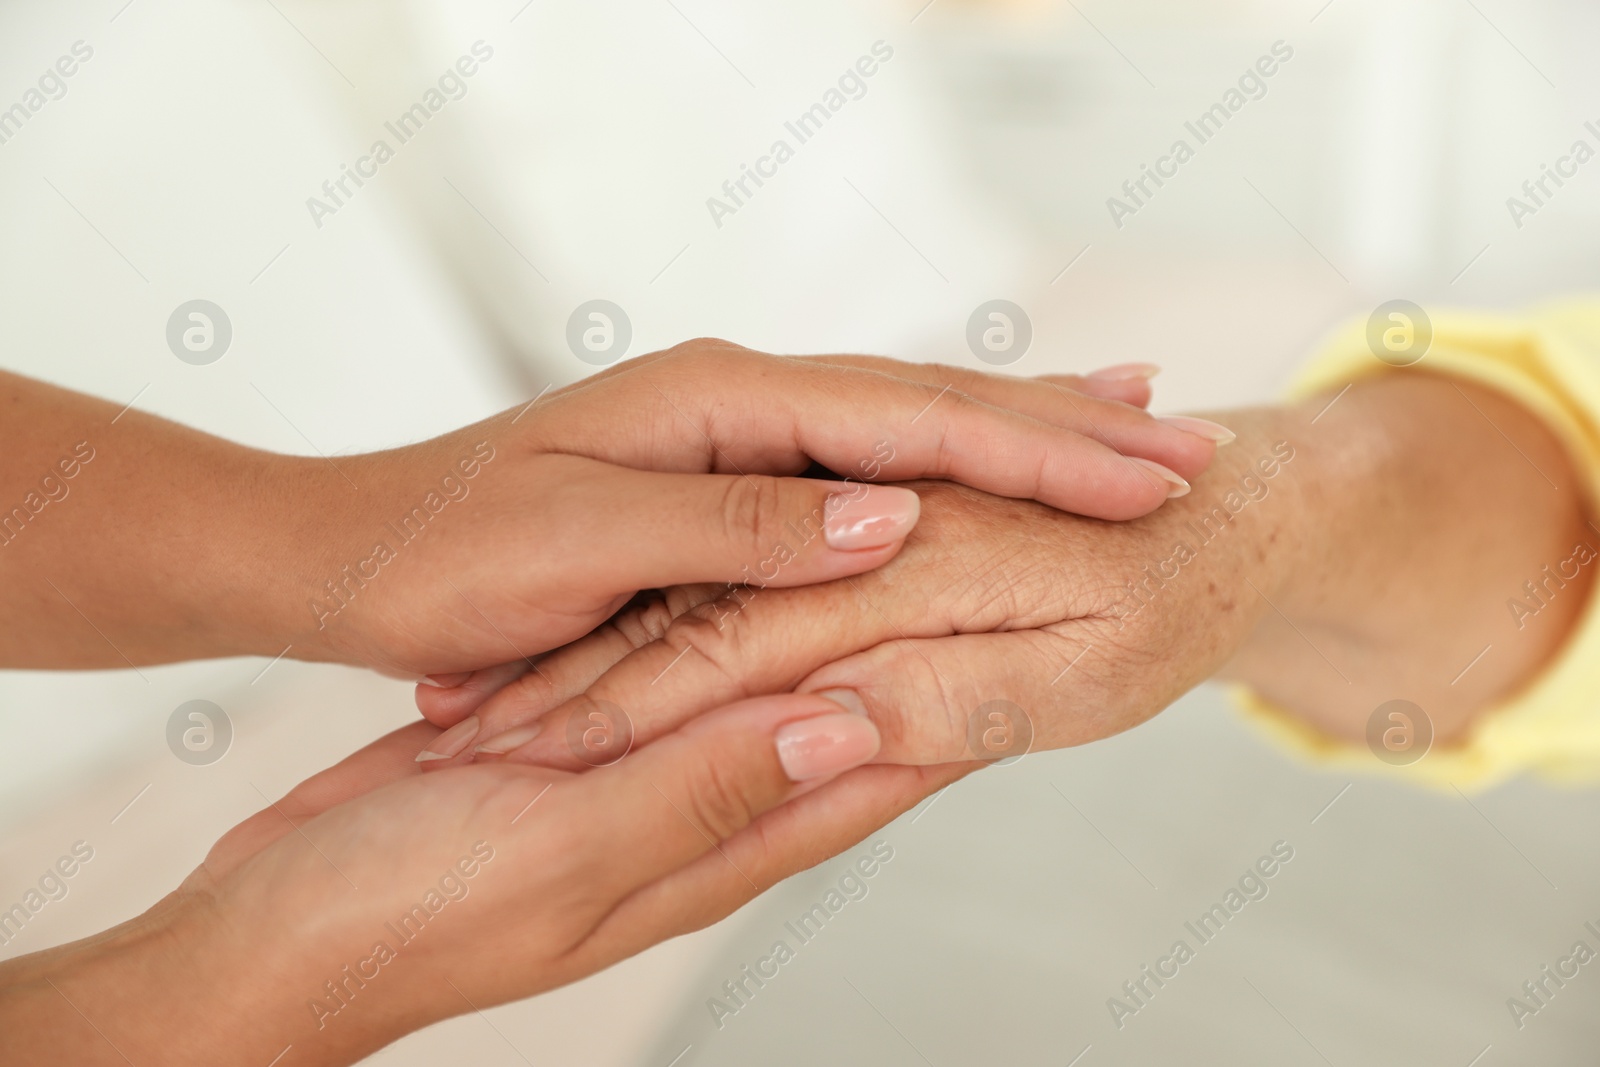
[[0, 702, 974, 1067], [0, 344, 1224, 675], [303, 344, 1221, 677]]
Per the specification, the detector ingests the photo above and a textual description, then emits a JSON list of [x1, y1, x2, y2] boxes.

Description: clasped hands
[[18, 338, 1589, 1065], [5, 338, 1247, 1064]]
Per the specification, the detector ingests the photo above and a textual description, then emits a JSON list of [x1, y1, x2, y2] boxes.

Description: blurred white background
[[3, 0, 1600, 1063]]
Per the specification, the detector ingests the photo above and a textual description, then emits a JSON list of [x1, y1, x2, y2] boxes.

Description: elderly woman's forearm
[[1221, 373, 1595, 744]]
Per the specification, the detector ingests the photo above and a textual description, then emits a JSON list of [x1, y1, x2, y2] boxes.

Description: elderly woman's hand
[[432, 372, 1593, 767]]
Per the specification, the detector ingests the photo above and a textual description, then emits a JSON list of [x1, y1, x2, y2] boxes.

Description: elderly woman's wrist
[[1169, 403, 1323, 603], [1222, 371, 1597, 741], [1186, 393, 1393, 620]]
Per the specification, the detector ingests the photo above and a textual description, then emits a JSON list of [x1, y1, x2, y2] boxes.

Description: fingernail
[[1130, 457, 1190, 498], [815, 688, 868, 717], [775, 713, 881, 781], [420, 673, 471, 688], [1158, 415, 1236, 445], [1087, 362, 1161, 381], [824, 485, 921, 551], [416, 716, 479, 762], [474, 722, 544, 757]]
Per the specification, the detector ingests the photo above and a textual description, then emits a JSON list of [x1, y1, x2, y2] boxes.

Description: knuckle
[[611, 597, 681, 649], [641, 341, 710, 382], [664, 337, 752, 370], [950, 547, 1059, 629], [922, 661, 971, 760], [664, 582, 726, 615], [902, 487, 1067, 627], [609, 585, 729, 651], [865, 645, 969, 762], [682, 750, 759, 840], [658, 606, 749, 692], [917, 383, 982, 464], [719, 476, 783, 557]]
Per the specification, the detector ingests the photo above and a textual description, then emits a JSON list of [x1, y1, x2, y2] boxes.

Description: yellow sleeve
[[1231, 302, 1600, 791]]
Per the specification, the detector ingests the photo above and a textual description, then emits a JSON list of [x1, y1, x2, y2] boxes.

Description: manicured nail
[[416, 716, 479, 762], [1087, 362, 1161, 381], [474, 722, 544, 757], [824, 485, 921, 551], [1130, 457, 1190, 498], [775, 713, 881, 781], [815, 688, 868, 717], [1158, 415, 1236, 445], [420, 672, 472, 688]]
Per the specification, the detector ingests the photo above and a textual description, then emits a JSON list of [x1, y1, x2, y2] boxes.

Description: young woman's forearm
[[0, 370, 345, 667], [0, 893, 377, 1067], [1224, 372, 1596, 744]]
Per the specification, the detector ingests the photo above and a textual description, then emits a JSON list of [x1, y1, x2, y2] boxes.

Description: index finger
[[794, 353, 1160, 409], [528, 343, 1216, 520]]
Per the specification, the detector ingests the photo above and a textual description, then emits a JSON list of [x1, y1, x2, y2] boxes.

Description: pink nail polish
[[1129, 457, 1190, 498], [1157, 415, 1236, 445], [775, 713, 881, 781], [474, 722, 544, 757], [823, 486, 921, 551], [1087, 362, 1161, 382], [416, 716, 479, 762]]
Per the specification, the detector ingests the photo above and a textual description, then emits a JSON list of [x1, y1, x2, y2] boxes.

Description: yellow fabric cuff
[[1231, 304, 1600, 791]]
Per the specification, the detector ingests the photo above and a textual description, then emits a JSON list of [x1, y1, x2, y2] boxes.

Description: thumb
[[581, 465, 922, 593], [569, 693, 880, 899], [199, 721, 440, 880]]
